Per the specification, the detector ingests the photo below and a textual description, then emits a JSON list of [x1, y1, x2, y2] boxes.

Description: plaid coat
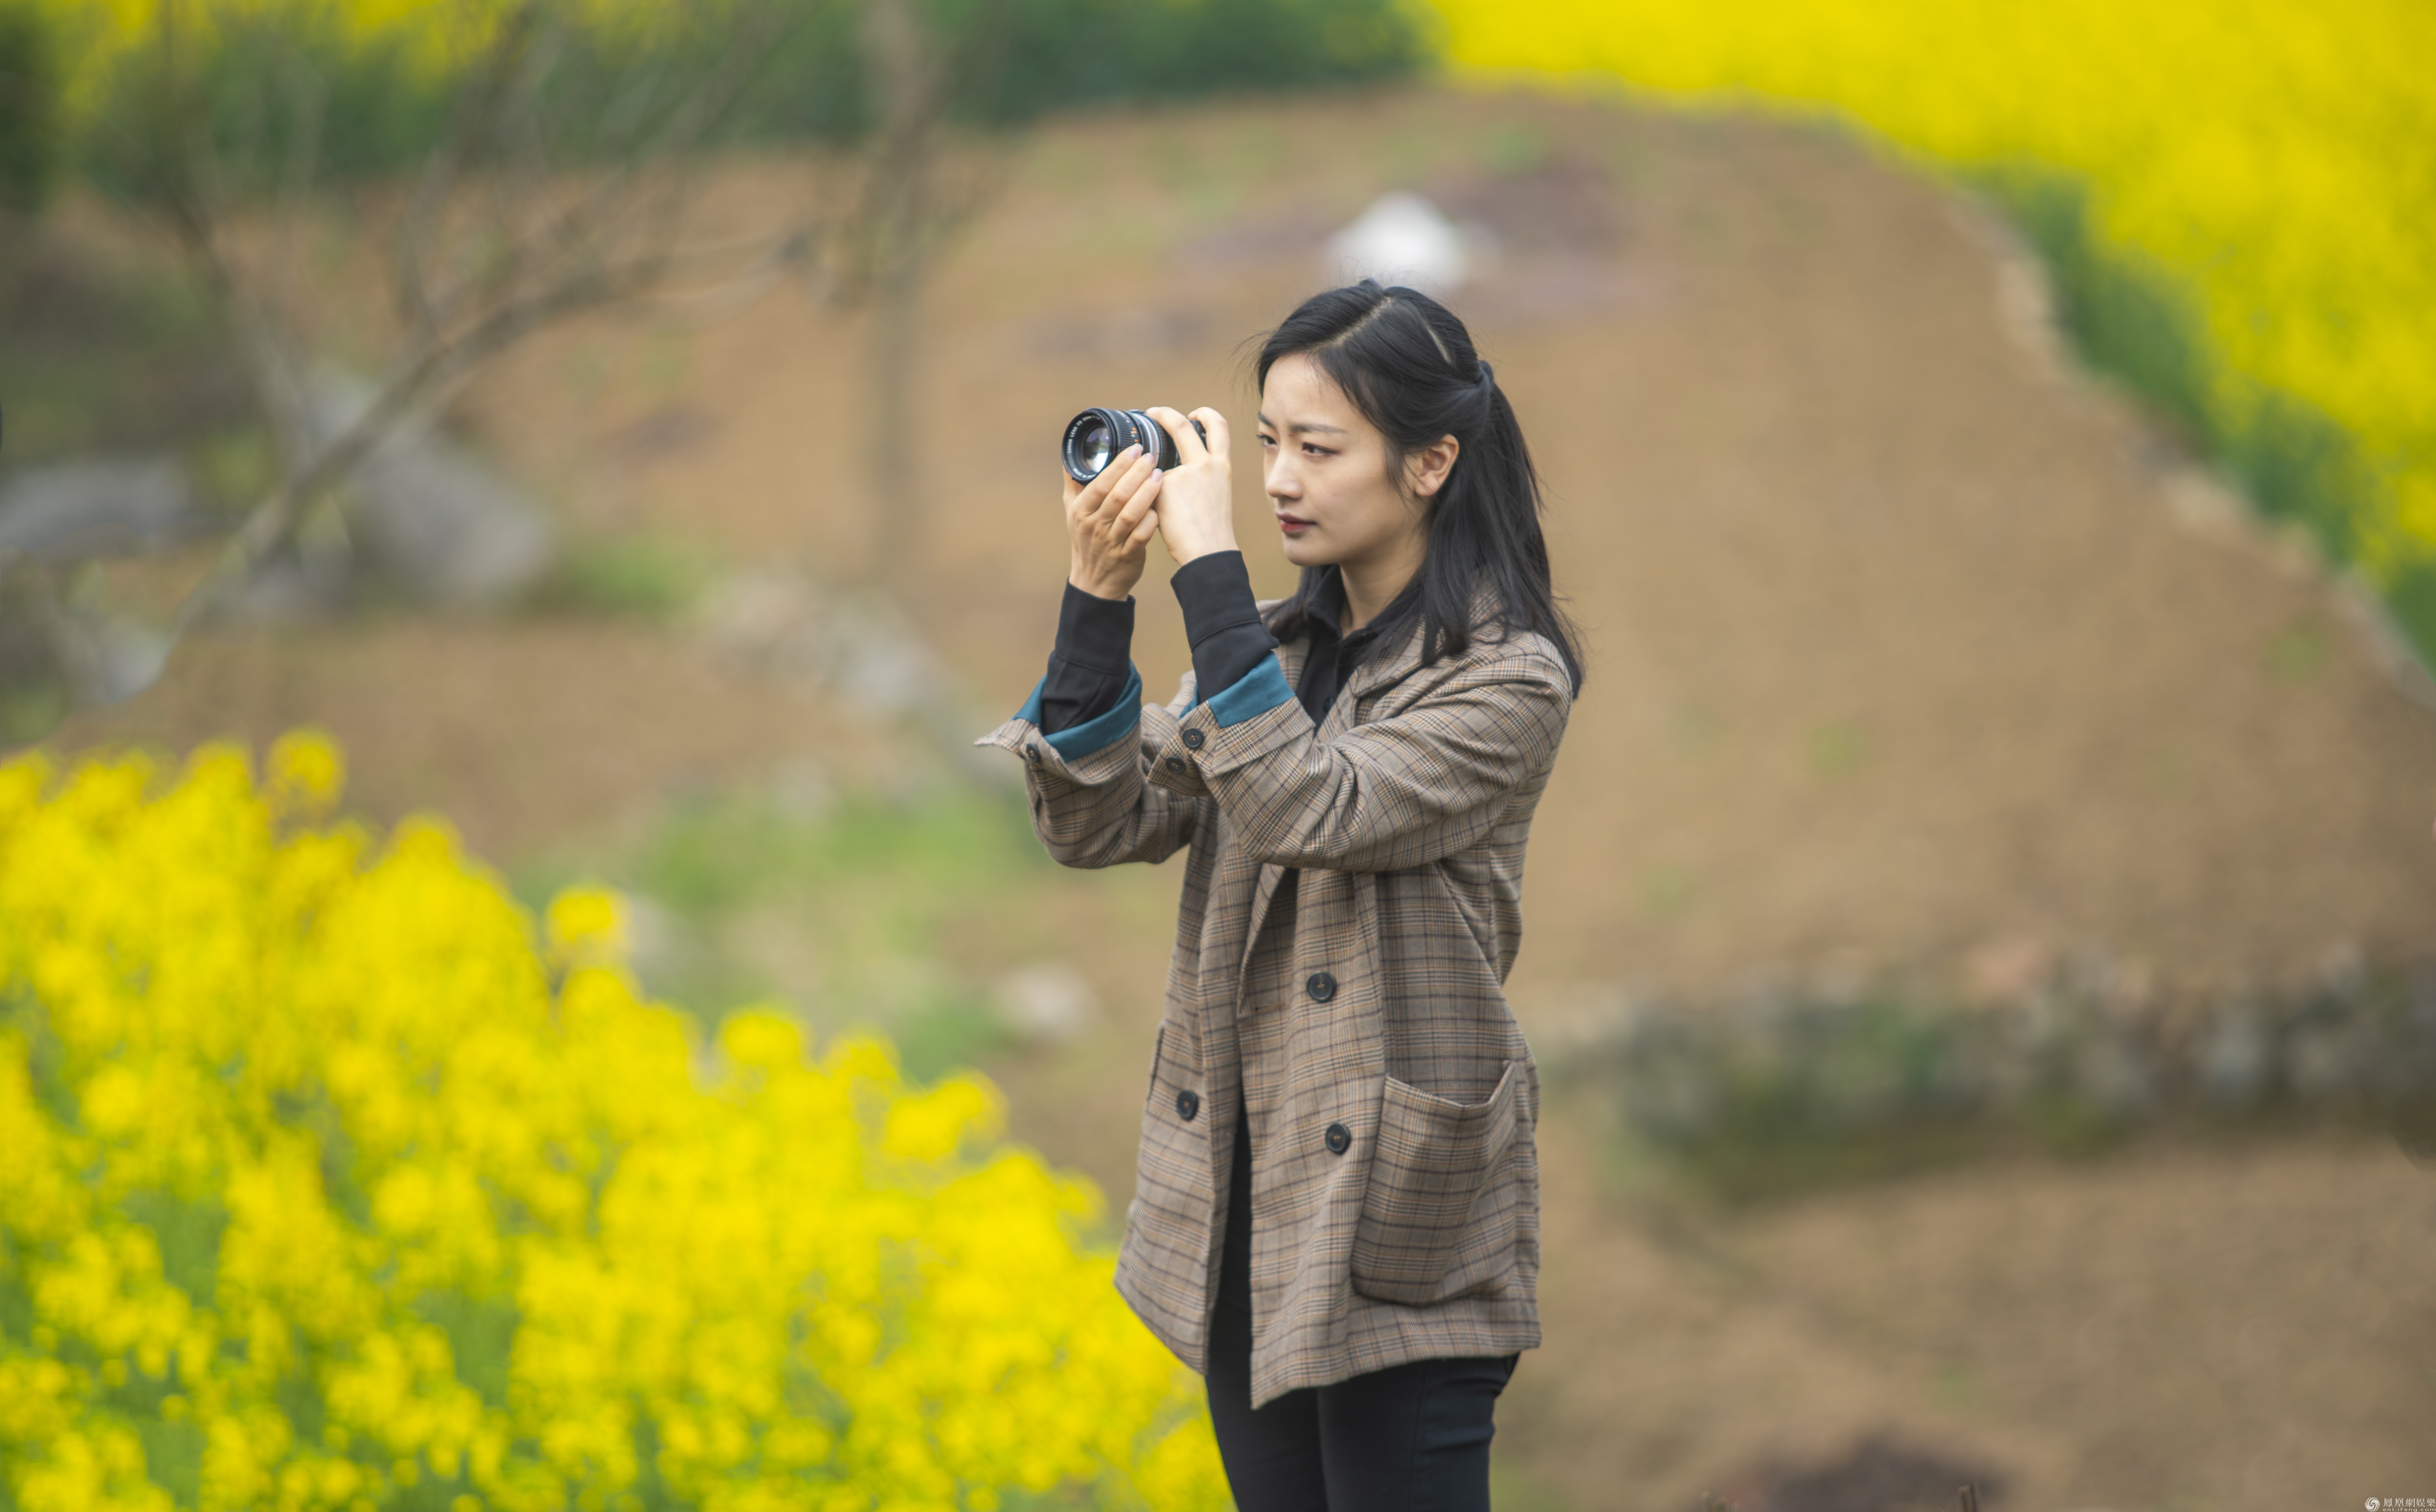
[[976, 593, 1573, 1408]]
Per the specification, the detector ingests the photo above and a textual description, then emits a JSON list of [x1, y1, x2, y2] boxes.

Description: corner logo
[[2369, 1500, 2381, 1510]]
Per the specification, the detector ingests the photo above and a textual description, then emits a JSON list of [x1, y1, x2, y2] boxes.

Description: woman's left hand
[[1144, 406, 1236, 567]]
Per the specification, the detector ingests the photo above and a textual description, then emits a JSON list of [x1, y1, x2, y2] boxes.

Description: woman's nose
[[1265, 456, 1299, 499]]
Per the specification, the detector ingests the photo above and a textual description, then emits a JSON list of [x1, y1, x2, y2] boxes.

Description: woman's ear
[[1406, 435, 1461, 498]]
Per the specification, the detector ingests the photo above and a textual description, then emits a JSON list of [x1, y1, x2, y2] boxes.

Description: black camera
[[1061, 407, 1207, 484]]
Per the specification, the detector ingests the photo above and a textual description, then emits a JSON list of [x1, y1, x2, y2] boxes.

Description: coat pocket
[[1350, 1062, 1520, 1306]]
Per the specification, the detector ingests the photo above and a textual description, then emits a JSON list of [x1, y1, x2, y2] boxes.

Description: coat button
[[1324, 1122, 1351, 1155], [1306, 971, 1337, 1002], [1176, 1089, 1200, 1122], [1164, 756, 1187, 772], [1182, 727, 1206, 750]]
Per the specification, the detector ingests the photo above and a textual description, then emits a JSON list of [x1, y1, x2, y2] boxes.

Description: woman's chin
[[1279, 534, 1330, 570]]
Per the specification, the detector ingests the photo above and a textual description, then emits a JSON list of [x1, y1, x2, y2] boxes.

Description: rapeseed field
[[0, 736, 1225, 1511], [1434, 0, 2436, 645]]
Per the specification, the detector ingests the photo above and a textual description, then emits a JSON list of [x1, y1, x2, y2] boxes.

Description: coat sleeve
[[1145, 639, 1572, 873], [975, 665, 1212, 869]]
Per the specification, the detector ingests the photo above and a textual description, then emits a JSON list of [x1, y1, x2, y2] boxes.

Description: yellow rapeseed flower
[[0, 737, 1229, 1511], [1434, 0, 2436, 578], [268, 728, 347, 817], [545, 885, 630, 968]]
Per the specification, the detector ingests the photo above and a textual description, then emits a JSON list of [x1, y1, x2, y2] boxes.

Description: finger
[[1114, 464, 1163, 528], [1117, 468, 1164, 527], [1063, 473, 1084, 517], [1098, 449, 1158, 517], [1130, 507, 1161, 546], [1189, 406, 1230, 462], [1146, 406, 1210, 466], [1076, 444, 1144, 518]]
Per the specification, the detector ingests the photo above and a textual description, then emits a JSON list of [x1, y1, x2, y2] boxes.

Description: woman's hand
[[1145, 406, 1236, 567], [1066, 444, 1164, 601]]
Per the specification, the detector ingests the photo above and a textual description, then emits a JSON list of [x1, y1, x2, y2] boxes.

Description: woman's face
[[1257, 353, 1433, 576]]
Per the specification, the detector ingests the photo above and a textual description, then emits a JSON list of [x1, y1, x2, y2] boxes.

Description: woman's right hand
[[1066, 444, 1165, 601]]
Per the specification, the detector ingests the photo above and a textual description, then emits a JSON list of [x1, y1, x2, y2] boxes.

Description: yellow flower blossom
[[1435, 0, 2436, 582], [0, 737, 1229, 1511], [546, 886, 630, 968], [268, 728, 347, 817]]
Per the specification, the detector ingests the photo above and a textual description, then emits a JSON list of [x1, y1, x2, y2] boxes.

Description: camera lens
[[1068, 411, 1118, 481], [1061, 407, 1208, 484], [1063, 408, 1138, 484]]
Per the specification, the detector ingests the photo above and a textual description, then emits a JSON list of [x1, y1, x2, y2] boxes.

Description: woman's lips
[[1278, 516, 1312, 536]]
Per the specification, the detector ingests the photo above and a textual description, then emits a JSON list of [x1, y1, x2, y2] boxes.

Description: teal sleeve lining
[[1029, 664, 1144, 758], [1206, 657, 1293, 728]]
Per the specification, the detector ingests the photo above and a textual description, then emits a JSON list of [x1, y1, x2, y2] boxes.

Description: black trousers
[[1205, 1094, 1518, 1512]]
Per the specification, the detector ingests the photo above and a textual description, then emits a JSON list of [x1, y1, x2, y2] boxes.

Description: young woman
[[978, 280, 1585, 1511]]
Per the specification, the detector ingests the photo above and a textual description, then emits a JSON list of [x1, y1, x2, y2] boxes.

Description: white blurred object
[[994, 962, 1100, 1042], [0, 457, 199, 561], [1323, 191, 1472, 296]]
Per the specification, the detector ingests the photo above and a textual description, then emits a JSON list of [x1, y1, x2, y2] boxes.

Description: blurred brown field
[[31, 82, 2436, 1510]]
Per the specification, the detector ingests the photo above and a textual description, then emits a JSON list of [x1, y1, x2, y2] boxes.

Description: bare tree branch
[[394, 2, 541, 349], [125, 0, 834, 635], [841, 0, 1020, 587], [177, 232, 694, 632], [35, 0, 1021, 703]]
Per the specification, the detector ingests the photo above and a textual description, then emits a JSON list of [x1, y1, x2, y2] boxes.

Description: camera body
[[1061, 407, 1207, 484]]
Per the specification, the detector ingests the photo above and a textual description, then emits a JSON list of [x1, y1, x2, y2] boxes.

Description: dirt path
[[1505, 1099, 2436, 1509], [57, 614, 911, 858]]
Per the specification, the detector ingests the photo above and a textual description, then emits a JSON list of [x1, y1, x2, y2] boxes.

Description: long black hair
[[1253, 279, 1585, 693]]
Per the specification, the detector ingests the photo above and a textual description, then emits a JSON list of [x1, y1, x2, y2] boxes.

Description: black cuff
[[1171, 551, 1277, 702], [1040, 582, 1135, 734]]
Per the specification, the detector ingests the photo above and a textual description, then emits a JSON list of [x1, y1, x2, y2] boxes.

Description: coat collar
[[1291, 567, 1398, 705], [1345, 614, 1424, 702], [1332, 569, 1503, 705]]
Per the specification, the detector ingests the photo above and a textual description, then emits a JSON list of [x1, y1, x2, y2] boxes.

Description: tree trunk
[[859, 0, 938, 591]]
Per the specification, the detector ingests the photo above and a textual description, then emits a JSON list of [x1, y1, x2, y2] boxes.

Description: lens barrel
[[1061, 407, 1206, 484]]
